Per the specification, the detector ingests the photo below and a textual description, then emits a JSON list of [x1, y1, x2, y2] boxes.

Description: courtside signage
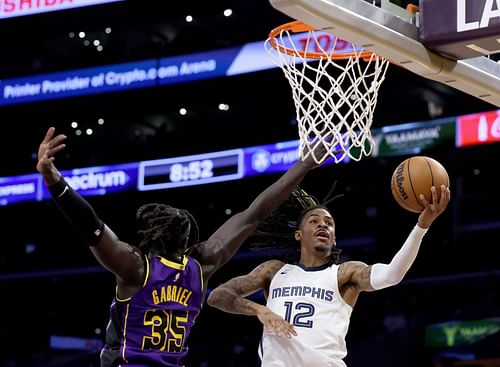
[[0, 163, 137, 205], [0, 49, 244, 105], [0, 175, 37, 205], [456, 109, 500, 147], [1, 110, 499, 206], [425, 317, 500, 347], [0, 33, 368, 106], [243, 140, 346, 177], [158, 48, 240, 85], [372, 118, 456, 156], [0, 0, 123, 19], [0, 60, 158, 105], [41, 164, 138, 200], [244, 141, 301, 176]]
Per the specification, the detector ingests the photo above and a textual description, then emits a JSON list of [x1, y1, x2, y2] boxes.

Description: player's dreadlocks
[[251, 182, 343, 266], [136, 203, 200, 258]]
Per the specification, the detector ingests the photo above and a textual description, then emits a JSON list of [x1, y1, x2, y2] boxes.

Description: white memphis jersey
[[259, 263, 352, 367]]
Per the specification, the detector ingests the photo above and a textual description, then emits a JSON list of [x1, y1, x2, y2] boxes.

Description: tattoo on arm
[[358, 265, 374, 291], [208, 261, 283, 315], [211, 288, 261, 315], [340, 262, 374, 292]]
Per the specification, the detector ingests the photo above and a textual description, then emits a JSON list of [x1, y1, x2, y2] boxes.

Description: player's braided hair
[[251, 182, 343, 265], [136, 203, 199, 257]]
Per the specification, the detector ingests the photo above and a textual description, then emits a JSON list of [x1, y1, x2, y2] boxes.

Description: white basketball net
[[265, 25, 389, 164]]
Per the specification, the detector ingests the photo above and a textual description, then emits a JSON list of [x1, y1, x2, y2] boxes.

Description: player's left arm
[[37, 127, 146, 287]]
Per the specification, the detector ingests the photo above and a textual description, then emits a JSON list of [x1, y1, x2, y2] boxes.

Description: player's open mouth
[[315, 230, 330, 240]]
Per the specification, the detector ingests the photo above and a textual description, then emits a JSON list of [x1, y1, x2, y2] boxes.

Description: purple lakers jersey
[[100, 255, 203, 367]]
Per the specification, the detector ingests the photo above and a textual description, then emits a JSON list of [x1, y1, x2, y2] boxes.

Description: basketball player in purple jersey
[[208, 185, 450, 367], [36, 127, 325, 367]]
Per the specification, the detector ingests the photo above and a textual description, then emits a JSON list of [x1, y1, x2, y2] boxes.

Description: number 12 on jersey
[[283, 301, 315, 328]]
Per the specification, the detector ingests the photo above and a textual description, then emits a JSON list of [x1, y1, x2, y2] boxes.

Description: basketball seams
[[407, 157, 425, 212], [425, 157, 450, 203], [424, 157, 436, 204], [423, 158, 435, 187]]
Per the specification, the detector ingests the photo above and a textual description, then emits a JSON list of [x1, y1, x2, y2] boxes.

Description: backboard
[[268, 0, 500, 107]]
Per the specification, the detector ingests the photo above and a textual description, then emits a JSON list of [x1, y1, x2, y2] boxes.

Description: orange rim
[[268, 20, 381, 61]]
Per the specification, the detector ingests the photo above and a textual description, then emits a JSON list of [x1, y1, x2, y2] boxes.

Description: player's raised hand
[[257, 307, 297, 338], [418, 185, 451, 228], [37, 127, 67, 175]]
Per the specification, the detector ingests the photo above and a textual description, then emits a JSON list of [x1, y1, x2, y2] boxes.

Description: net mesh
[[265, 23, 389, 164]]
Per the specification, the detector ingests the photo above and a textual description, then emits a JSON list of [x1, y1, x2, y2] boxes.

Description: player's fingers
[[48, 134, 67, 149], [42, 127, 55, 144], [276, 320, 296, 338], [273, 320, 284, 334], [275, 322, 289, 338], [441, 185, 449, 201], [277, 322, 289, 338], [439, 185, 448, 203], [265, 320, 274, 332], [426, 186, 438, 210], [284, 322, 297, 338], [430, 186, 438, 202], [49, 143, 66, 156], [439, 186, 451, 209], [283, 329, 292, 338], [419, 193, 429, 206], [270, 319, 283, 334], [268, 319, 281, 335]]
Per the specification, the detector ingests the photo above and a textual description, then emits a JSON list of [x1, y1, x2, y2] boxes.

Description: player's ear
[[294, 230, 302, 241]]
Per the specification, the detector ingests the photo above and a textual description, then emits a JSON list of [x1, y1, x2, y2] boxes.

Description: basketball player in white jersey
[[207, 185, 450, 367]]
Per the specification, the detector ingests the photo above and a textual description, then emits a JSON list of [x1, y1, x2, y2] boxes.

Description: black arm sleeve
[[48, 178, 105, 246]]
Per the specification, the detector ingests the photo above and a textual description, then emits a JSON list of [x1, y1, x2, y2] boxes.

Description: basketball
[[391, 156, 450, 213]]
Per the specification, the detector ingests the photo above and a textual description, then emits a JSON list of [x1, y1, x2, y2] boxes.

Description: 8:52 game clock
[[138, 149, 244, 190]]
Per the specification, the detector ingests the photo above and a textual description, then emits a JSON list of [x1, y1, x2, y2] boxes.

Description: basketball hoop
[[265, 21, 390, 164]]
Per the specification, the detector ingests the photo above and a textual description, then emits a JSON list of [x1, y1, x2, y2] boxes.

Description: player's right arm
[[207, 259, 296, 338], [37, 127, 145, 286]]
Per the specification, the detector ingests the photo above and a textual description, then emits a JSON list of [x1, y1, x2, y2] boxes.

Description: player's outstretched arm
[[339, 185, 450, 306], [207, 260, 296, 338], [198, 154, 322, 283], [357, 185, 451, 292], [37, 127, 145, 285]]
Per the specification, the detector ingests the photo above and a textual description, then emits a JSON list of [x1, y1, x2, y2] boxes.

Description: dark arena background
[[0, 1, 499, 366]]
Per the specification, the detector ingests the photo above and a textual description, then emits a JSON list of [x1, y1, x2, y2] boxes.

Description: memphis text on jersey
[[272, 285, 334, 302]]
